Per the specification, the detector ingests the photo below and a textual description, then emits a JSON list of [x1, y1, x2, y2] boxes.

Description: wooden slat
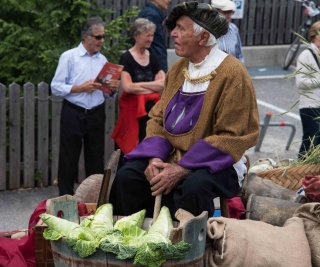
[[269, 0, 279, 45], [246, 0, 257, 45], [9, 83, 21, 189], [38, 83, 49, 186], [284, 0, 295, 44], [254, 0, 264, 45], [0, 85, 6, 189], [261, 0, 272, 45], [51, 94, 62, 183], [23, 82, 35, 188], [277, 1, 288, 44], [104, 98, 117, 164]]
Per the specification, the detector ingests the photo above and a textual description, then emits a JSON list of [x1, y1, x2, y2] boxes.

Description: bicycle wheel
[[283, 35, 301, 70]]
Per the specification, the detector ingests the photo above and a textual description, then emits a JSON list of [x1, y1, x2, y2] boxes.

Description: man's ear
[[199, 31, 210, 45]]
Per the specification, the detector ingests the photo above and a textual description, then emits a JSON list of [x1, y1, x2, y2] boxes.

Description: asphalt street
[[0, 65, 301, 232]]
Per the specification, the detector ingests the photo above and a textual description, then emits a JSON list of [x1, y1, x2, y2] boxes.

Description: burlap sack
[[294, 203, 320, 267], [205, 217, 311, 267]]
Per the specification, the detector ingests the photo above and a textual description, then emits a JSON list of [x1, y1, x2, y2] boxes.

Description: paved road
[[0, 66, 301, 232]]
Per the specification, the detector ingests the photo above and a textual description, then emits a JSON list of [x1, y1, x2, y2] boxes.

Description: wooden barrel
[[48, 195, 207, 266], [50, 238, 107, 266], [51, 238, 205, 267], [49, 210, 208, 267], [245, 194, 302, 226]]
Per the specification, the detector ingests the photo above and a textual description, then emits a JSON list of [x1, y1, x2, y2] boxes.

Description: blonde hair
[[308, 21, 320, 41]]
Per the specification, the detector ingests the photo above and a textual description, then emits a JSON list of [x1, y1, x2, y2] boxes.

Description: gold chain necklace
[[183, 68, 216, 84]]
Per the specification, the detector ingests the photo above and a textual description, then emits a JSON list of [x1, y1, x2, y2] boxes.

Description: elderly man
[[51, 17, 120, 196], [110, 2, 259, 218]]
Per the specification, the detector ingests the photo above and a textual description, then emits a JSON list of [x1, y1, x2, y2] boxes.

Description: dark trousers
[[299, 108, 320, 158], [58, 101, 106, 196], [109, 159, 240, 219]]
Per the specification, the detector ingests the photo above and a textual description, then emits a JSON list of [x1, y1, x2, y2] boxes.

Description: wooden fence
[[0, 83, 117, 191], [97, 0, 316, 46]]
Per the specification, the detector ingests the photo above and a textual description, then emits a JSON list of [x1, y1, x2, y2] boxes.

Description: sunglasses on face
[[89, 34, 106, 40], [222, 10, 235, 15]]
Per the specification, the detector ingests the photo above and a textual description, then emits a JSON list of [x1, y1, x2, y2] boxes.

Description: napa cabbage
[[100, 209, 147, 259], [40, 213, 79, 239], [41, 204, 192, 265], [40, 213, 100, 258], [80, 203, 114, 239], [133, 206, 192, 267]]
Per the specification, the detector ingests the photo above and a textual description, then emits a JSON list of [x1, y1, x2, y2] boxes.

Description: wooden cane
[[153, 194, 162, 222]]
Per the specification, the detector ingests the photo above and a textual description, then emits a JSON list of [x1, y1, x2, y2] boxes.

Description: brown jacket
[[147, 55, 260, 163]]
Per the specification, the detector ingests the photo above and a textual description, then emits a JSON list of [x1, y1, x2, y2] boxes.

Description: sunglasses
[[221, 10, 235, 15], [89, 34, 106, 40]]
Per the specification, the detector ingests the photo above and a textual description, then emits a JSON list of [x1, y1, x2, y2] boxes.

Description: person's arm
[[296, 49, 320, 89], [120, 70, 164, 94], [235, 29, 244, 63], [51, 53, 111, 95], [141, 70, 165, 92]]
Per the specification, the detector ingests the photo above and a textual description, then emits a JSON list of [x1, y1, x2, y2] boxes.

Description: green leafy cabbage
[[114, 209, 146, 232], [40, 213, 79, 239], [41, 204, 191, 265], [100, 209, 147, 259], [80, 203, 114, 240], [133, 206, 192, 267], [40, 213, 100, 258]]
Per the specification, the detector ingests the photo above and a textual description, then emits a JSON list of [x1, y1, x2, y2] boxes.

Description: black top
[[119, 50, 161, 83]]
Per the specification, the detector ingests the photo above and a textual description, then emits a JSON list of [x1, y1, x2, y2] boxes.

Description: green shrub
[[0, 0, 138, 85]]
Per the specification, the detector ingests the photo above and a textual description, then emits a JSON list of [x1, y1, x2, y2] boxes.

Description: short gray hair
[[81, 17, 105, 39], [130, 18, 156, 38], [193, 22, 217, 46]]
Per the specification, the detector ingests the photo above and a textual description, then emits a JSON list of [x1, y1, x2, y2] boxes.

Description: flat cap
[[164, 1, 229, 39], [211, 0, 236, 11]]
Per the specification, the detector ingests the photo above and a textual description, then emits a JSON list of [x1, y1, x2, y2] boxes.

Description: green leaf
[[99, 230, 137, 259], [114, 209, 146, 232], [159, 241, 192, 260], [72, 239, 99, 258], [40, 213, 79, 237], [134, 242, 166, 267], [42, 228, 63, 240], [83, 203, 114, 239], [67, 226, 98, 247]]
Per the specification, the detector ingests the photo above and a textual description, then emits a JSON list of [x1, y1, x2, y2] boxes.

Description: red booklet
[[94, 62, 124, 94]]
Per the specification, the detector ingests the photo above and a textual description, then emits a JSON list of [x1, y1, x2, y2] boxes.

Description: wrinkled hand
[[145, 158, 164, 182], [148, 162, 190, 196]]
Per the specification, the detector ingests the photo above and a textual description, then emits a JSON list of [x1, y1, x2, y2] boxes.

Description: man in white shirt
[[51, 17, 120, 196]]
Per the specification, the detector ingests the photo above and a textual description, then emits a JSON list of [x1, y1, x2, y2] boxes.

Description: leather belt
[[63, 100, 104, 115]]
